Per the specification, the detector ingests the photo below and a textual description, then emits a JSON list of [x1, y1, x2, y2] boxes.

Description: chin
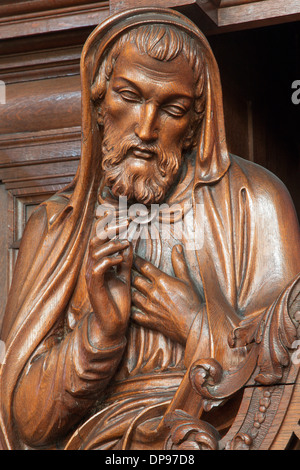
[[111, 181, 167, 206]]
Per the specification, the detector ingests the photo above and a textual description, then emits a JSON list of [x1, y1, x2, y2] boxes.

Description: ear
[[96, 106, 104, 126], [182, 115, 203, 151], [182, 130, 194, 151]]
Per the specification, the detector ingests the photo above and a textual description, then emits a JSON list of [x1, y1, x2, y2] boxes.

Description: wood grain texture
[[0, 77, 81, 134], [110, 0, 196, 14], [198, 0, 300, 30], [110, 0, 300, 31], [0, 1, 109, 40], [0, 4, 299, 452], [0, 0, 103, 17], [211, 0, 265, 6], [0, 45, 82, 83]]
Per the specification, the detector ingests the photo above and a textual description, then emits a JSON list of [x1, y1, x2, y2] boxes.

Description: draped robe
[[0, 8, 299, 450]]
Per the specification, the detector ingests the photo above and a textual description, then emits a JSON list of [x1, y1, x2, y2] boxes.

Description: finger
[[132, 289, 159, 314], [92, 255, 123, 275], [92, 239, 129, 260], [171, 245, 192, 283], [131, 305, 148, 327], [131, 292, 160, 324], [132, 275, 152, 296], [131, 291, 158, 315], [131, 290, 147, 313], [133, 255, 162, 281]]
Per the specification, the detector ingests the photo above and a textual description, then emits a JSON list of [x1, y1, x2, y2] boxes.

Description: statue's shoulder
[[229, 154, 293, 204], [40, 190, 73, 226], [22, 190, 73, 244]]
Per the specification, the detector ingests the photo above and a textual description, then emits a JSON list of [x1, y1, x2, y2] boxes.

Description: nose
[[135, 102, 158, 142]]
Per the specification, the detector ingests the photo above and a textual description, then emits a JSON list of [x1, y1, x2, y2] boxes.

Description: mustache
[[125, 139, 158, 155], [103, 136, 158, 158]]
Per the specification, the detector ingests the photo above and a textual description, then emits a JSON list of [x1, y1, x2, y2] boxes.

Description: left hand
[[131, 244, 202, 345]]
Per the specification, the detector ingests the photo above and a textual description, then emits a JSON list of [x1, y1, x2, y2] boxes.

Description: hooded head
[[90, 23, 206, 205], [76, 7, 230, 206]]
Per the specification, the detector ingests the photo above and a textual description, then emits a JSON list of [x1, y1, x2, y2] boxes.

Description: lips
[[132, 147, 155, 159]]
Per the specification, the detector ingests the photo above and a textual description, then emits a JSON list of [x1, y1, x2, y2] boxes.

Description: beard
[[101, 113, 184, 206]]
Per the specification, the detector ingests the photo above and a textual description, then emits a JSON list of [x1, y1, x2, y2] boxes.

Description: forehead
[[110, 43, 195, 98]]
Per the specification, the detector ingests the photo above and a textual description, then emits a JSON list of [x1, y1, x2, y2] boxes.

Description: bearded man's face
[[99, 43, 195, 205]]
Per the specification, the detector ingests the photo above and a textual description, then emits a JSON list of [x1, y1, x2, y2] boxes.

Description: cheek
[[104, 91, 138, 131], [161, 115, 192, 147]]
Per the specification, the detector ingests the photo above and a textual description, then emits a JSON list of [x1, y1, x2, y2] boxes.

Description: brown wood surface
[[199, 0, 300, 30], [0, 2, 299, 452], [0, 0, 102, 17], [0, 0, 109, 40], [109, 0, 196, 14], [211, 0, 265, 7], [111, 0, 300, 32]]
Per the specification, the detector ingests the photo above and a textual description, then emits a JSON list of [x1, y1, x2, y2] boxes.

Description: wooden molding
[[110, 0, 300, 32], [0, 127, 80, 253], [0, 127, 80, 190], [0, 75, 81, 134], [197, 0, 300, 30], [0, 127, 81, 279], [0, 45, 82, 84], [210, 0, 265, 7], [109, 0, 196, 14], [0, 1, 102, 17], [0, 1, 109, 40]]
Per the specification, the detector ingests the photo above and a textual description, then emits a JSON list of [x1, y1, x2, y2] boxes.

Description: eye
[[162, 104, 188, 118], [118, 89, 141, 103]]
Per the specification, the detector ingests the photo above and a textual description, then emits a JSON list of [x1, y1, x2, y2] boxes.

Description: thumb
[[171, 245, 191, 283]]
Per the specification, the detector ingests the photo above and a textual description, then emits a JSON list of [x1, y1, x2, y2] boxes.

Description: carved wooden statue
[[0, 8, 299, 450]]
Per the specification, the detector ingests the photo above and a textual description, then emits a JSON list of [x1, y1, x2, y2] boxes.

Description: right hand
[[85, 221, 133, 342]]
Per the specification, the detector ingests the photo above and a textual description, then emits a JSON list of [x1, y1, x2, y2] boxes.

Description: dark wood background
[[0, 0, 299, 328]]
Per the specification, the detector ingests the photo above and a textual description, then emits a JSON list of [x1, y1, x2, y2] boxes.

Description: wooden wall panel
[[0, 1, 109, 39], [1, 77, 81, 134], [200, 0, 300, 31], [0, 0, 102, 17], [0, 2, 110, 303], [110, 0, 300, 33], [211, 0, 265, 6]]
